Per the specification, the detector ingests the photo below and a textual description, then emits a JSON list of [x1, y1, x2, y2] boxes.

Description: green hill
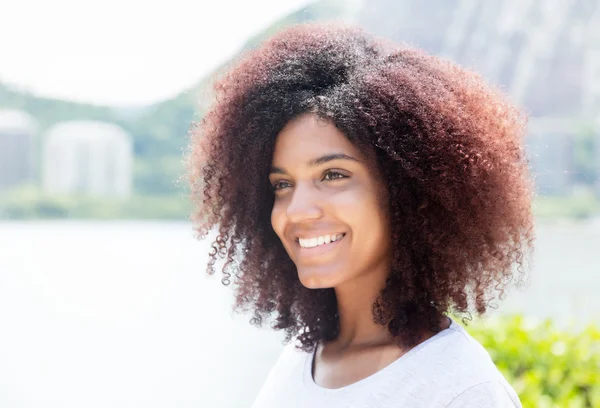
[[1, 0, 599, 219]]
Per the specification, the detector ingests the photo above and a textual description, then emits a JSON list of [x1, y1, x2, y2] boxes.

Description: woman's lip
[[295, 233, 346, 241], [293, 233, 346, 257]]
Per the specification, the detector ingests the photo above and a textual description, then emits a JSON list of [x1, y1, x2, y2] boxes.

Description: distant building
[[526, 118, 575, 196], [42, 121, 132, 197], [0, 110, 37, 191]]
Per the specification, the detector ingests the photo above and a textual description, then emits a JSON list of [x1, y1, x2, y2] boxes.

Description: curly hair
[[187, 22, 535, 351]]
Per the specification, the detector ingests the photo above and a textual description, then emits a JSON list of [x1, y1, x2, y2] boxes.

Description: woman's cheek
[[331, 184, 368, 209]]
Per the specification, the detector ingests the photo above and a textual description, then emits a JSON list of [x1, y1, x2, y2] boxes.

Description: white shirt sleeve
[[445, 381, 522, 408]]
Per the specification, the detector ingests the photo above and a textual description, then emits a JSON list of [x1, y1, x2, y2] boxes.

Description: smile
[[296, 233, 346, 248]]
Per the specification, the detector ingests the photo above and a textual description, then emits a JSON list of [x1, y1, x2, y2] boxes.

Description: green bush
[[462, 315, 600, 408]]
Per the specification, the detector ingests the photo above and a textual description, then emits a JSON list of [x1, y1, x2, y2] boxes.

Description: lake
[[0, 220, 598, 407]]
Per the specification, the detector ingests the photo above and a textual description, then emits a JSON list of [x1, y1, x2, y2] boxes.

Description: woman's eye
[[322, 170, 347, 181], [271, 171, 346, 191], [272, 181, 291, 191]]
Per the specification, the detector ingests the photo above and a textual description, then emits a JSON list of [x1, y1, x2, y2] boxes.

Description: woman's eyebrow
[[309, 153, 359, 167], [270, 153, 359, 175]]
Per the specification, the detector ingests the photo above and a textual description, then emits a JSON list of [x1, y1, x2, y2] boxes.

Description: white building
[[0, 110, 37, 191], [43, 121, 132, 197]]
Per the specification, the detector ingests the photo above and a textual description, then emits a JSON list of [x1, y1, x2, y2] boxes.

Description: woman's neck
[[332, 268, 393, 350], [330, 266, 451, 352]]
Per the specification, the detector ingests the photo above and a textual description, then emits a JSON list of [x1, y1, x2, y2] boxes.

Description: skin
[[269, 113, 450, 389]]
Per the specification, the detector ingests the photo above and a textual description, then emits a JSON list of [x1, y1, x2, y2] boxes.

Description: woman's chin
[[297, 268, 340, 289]]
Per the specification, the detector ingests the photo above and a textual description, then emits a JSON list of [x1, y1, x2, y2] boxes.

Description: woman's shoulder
[[397, 318, 521, 406], [261, 342, 310, 382], [250, 342, 310, 408], [412, 319, 506, 378], [444, 380, 522, 408]]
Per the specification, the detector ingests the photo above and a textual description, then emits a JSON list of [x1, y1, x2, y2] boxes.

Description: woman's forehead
[[272, 114, 366, 163]]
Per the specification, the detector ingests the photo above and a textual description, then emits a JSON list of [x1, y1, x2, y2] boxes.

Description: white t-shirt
[[251, 318, 522, 408]]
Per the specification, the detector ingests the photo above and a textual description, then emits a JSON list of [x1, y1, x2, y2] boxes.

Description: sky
[[0, 0, 315, 107]]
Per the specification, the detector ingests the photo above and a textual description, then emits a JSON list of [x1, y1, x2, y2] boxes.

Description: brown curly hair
[[187, 22, 535, 351]]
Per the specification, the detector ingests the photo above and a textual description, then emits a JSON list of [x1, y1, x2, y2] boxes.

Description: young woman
[[188, 23, 534, 407]]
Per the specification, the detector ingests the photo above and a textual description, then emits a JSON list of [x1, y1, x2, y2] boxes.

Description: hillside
[[1, 0, 599, 219]]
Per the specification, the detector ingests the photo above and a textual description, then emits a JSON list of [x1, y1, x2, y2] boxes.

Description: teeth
[[298, 233, 345, 248]]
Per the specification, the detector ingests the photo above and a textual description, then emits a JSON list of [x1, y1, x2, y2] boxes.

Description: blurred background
[[1, 0, 599, 407]]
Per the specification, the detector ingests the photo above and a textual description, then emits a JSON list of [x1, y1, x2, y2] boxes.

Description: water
[[0, 220, 598, 407]]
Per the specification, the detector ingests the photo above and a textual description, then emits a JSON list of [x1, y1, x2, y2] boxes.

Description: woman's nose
[[285, 183, 323, 223]]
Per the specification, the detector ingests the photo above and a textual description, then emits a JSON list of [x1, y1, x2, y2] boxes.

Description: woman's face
[[269, 113, 392, 289]]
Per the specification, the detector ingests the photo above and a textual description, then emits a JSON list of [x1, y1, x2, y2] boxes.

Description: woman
[[188, 23, 534, 407]]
